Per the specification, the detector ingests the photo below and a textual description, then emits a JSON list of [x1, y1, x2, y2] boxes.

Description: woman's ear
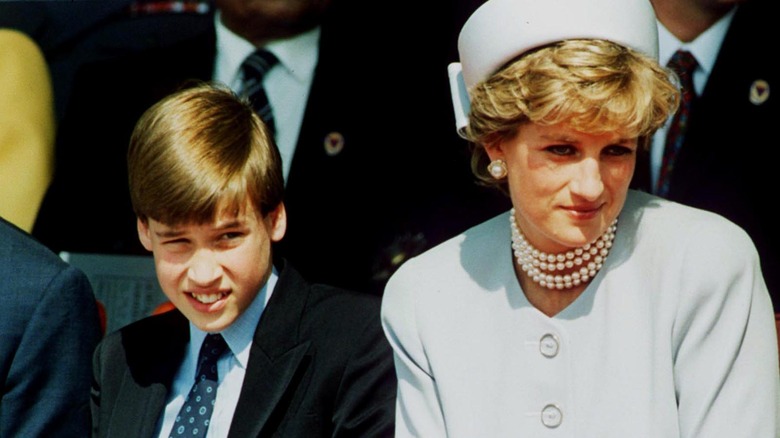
[[483, 141, 505, 163]]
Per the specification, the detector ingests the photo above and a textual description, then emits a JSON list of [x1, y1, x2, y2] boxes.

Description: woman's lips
[[562, 204, 603, 218]]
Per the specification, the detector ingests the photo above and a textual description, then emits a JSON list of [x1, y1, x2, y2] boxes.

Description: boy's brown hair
[[128, 83, 283, 225]]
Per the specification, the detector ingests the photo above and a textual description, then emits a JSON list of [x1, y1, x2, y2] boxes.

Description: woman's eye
[[545, 145, 575, 156], [603, 145, 634, 156]]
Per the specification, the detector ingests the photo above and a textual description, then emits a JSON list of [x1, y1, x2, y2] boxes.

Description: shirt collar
[[657, 6, 736, 76], [188, 267, 279, 370], [214, 11, 320, 86]]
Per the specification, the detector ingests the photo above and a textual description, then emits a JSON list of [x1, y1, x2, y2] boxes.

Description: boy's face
[[138, 200, 286, 332]]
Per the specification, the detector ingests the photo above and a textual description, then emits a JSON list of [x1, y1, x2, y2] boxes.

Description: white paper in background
[[60, 252, 169, 335]]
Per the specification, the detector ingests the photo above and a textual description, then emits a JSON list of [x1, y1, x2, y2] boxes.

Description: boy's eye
[[220, 232, 243, 241], [162, 238, 190, 249]]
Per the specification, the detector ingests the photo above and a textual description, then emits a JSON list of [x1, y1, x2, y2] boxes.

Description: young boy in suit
[[90, 84, 396, 437]]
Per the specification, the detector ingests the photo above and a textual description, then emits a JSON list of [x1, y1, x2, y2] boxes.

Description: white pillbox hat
[[449, 0, 659, 137]]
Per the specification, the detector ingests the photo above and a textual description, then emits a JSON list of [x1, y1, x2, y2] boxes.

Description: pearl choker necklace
[[509, 208, 617, 290]]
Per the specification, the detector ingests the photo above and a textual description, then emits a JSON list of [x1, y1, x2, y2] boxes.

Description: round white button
[[539, 333, 559, 358], [541, 404, 563, 428]]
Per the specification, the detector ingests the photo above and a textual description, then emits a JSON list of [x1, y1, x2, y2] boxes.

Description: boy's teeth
[[194, 293, 222, 304]]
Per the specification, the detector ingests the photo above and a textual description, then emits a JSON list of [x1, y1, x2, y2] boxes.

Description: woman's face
[[486, 122, 636, 254]]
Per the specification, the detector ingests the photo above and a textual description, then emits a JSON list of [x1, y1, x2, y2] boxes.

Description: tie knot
[[196, 334, 228, 382], [240, 49, 279, 134], [242, 49, 278, 78], [667, 50, 698, 80]]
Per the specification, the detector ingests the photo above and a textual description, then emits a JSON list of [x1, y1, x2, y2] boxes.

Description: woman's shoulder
[[624, 190, 759, 266], [382, 210, 515, 334], [625, 190, 752, 242], [384, 210, 512, 296], [399, 210, 509, 270]]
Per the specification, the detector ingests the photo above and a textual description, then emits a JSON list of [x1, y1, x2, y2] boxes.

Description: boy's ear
[[137, 218, 153, 251], [266, 202, 287, 243]]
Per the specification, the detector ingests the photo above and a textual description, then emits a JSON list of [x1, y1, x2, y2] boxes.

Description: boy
[[90, 84, 396, 437]]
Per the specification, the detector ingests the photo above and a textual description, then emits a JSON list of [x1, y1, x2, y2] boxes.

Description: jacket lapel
[[228, 260, 313, 437]]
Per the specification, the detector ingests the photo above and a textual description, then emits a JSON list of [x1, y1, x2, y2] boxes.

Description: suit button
[[539, 333, 559, 358], [541, 404, 562, 428]]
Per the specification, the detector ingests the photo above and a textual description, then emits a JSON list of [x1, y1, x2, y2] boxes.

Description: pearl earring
[[487, 159, 507, 179]]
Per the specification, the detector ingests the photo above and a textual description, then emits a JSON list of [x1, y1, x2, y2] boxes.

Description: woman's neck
[[514, 261, 587, 317]]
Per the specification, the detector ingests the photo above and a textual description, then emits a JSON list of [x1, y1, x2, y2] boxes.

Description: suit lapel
[[108, 377, 170, 437], [228, 261, 312, 437]]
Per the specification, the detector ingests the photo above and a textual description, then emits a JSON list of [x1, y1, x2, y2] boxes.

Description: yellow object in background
[[0, 28, 54, 232]]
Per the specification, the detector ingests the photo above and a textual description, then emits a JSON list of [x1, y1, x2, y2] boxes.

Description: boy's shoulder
[[275, 261, 382, 336], [97, 309, 188, 365]]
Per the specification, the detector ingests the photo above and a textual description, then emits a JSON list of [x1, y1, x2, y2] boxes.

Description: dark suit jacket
[[90, 261, 396, 437], [633, 0, 779, 308], [0, 217, 102, 437], [32, 2, 507, 295]]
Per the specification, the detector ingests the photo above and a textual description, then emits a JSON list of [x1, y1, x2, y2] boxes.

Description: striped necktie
[[656, 50, 698, 197], [241, 49, 279, 136]]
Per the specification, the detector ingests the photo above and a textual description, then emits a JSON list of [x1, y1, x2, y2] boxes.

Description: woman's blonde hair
[[465, 39, 679, 186], [128, 83, 283, 225]]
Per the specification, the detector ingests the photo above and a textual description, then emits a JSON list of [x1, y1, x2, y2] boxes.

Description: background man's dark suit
[[633, 0, 778, 308], [0, 217, 102, 437], [91, 261, 395, 437], [32, 1, 506, 295]]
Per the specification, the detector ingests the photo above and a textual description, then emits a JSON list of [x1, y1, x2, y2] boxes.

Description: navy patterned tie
[[656, 50, 698, 196], [169, 334, 228, 437], [241, 49, 279, 136]]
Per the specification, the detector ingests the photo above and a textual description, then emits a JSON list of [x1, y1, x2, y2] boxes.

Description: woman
[[381, 0, 779, 436]]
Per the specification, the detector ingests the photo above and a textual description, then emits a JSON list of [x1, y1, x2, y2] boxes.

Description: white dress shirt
[[212, 13, 319, 182], [649, 8, 736, 190], [154, 269, 278, 438]]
